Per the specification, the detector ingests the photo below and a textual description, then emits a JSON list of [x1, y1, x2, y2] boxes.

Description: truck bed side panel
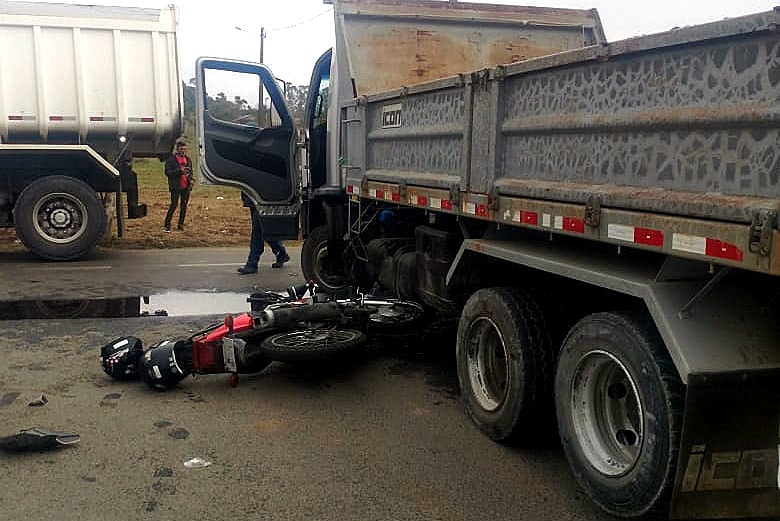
[[347, 10, 780, 274], [496, 32, 780, 202], [356, 15, 780, 216]]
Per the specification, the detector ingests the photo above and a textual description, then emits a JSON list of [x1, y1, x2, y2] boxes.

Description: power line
[[267, 8, 333, 31]]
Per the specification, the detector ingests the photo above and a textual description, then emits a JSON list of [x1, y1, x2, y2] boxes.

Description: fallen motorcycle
[[100, 283, 425, 390]]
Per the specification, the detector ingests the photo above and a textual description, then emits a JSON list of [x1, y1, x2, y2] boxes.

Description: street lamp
[[235, 26, 266, 63]]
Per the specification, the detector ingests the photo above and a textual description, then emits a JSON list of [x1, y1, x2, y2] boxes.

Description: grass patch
[[107, 157, 252, 249]]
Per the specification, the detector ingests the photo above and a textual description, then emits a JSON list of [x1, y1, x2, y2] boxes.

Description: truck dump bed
[[0, 1, 181, 157], [331, 0, 605, 97], [342, 8, 780, 276]]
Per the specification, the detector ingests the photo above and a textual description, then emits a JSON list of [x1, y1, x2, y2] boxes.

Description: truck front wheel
[[555, 312, 684, 518], [14, 175, 106, 261], [301, 224, 348, 292], [456, 287, 557, 443]]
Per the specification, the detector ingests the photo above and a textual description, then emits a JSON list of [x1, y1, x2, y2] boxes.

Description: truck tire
[[301, 224, 348, 292], [13, 176, 106, 261], [554, 313, 684, 518], [456, 287, 557, 443]]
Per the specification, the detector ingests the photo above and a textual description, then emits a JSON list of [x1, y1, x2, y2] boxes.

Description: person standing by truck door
[[237, 192, 290, 274], [163, 141, 193, 232]]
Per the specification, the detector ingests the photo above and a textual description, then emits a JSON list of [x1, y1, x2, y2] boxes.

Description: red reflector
[[521, 211, 539, 225], [563, 217, 585, 234], [476, 205, 488, 217], [347, 185, 353, 194], [705, 239, 744, 262], [90, 116, 104, 121], [441, 199, 453, 211], [49, 116, 64, 121], [634, 227, 664, 247], [417, 196, 428, 207], [140, 117, 155, 123], [8, 115, 22, 121], [392, 193, 400, 202]]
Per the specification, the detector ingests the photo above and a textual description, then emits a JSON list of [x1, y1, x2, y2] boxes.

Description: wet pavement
[[0, 291, 260, 320], [0, 247, 614, 521]]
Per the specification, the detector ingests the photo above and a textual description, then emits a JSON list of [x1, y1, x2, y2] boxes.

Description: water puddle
[[0, 291, 254, 320]]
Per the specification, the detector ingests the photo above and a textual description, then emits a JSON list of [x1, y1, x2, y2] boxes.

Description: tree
[[285, 84, 309, 127], [179, 81, 311, 135], [182, 81, 196, 138]]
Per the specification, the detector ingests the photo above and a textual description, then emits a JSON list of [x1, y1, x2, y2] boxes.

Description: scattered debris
[[27, 395, 48, 407], [0, 428, 80, 452], [183, 457, 211, 469]]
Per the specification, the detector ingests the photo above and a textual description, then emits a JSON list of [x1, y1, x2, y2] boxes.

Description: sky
[[17, 0, 778, 86]]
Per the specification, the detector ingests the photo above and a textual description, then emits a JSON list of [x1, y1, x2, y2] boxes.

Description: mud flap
[[671, 370, 780, 519]]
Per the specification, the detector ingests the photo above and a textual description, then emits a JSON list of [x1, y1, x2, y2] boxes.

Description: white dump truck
[[0, 1, 182, 260], [196, 0, 780, 518]]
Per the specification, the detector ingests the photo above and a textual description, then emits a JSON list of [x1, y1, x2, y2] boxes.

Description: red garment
[[176, 155, 189, 190]]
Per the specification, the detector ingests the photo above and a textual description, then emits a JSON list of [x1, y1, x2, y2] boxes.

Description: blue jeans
[[246, 203, 285, 268]]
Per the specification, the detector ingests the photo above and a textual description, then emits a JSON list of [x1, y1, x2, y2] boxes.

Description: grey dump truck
[[0, 2, 182, 260], [196, 0, 780, 518]]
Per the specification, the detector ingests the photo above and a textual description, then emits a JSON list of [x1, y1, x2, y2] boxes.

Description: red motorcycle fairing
[[191, 312, 256, 374]]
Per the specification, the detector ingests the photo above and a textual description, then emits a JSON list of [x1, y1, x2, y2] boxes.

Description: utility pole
[[259, 26, 266, 63], [236, 26, 266, 63]]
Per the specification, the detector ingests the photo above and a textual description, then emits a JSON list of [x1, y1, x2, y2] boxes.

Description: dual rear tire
[[456, 288, 683, 518], [14, 176, 106, 260]]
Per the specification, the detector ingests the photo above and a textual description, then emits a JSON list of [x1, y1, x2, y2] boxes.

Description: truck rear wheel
[[554, 312, 684, 518], [14, 175, 106, 261], [456, 287, 557, 443], [301, 224, 348, 292]]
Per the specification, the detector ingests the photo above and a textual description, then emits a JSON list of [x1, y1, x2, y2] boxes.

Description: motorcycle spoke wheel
[[259, 328, 367, 362]]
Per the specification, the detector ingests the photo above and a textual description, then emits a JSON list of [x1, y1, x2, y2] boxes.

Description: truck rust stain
[[488, 38, 561, 66]]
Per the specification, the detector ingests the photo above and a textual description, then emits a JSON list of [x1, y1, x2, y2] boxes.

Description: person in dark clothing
[[237, 192, 290, 274], [163, 141, 193, 232], [118, 149, 145, 218]]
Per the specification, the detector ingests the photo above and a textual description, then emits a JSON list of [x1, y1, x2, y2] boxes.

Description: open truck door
[[195, 59, 298, 240]]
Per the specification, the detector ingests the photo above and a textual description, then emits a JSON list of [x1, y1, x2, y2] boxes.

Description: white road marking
[[27, 265, 112, 271], [176, 263, 240, 267]]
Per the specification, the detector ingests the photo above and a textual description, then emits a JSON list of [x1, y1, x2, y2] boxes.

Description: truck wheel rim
[[465, 317, 508, 412], [313, 243, 345, 289], [570, 350, 644, 477], [32, 192, 87, 244]]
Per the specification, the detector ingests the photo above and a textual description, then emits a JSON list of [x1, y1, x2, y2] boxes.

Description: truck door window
[[203, 69, 282, 129], [308, 74, 330, 189], [313, 77, 329, 128]]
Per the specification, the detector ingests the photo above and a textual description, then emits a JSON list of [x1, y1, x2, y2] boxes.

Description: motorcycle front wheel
[[258, 328, 367, 362]]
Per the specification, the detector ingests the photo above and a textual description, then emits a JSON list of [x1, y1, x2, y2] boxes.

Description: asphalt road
[[0, 247, 614, 521]]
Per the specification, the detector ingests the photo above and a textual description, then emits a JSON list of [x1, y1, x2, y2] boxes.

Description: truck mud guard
[[671, 370, 780, 519]]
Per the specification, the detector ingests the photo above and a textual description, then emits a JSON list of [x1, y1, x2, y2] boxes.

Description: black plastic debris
[[0, 428, 80, 452]]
